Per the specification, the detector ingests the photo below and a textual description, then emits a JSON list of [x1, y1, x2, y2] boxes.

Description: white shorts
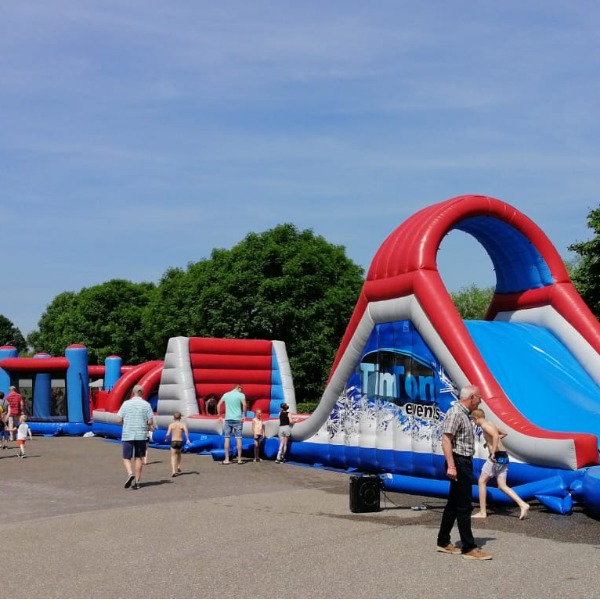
[[279, 425, 292, 438], [481, 457, 508, 480]]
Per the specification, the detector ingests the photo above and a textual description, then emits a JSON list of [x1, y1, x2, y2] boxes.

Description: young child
[[16, 414, 32, 458], [252, 409, 265, 462], [0, 420, 7, 450], [165, 412, 191, 477], [143, 418, 155, 466], [471, 408, 530, 520], [205, 394, 218, 416]]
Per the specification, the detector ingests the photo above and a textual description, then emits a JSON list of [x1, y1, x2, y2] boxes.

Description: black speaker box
[[349, 474, 382, 513]]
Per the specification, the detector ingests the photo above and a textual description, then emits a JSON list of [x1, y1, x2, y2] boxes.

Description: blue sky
[[2, 1, 600, 337]]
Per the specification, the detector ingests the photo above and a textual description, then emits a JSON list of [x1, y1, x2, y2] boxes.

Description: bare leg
[[254, 439, 260, 461], [472, 473, 490, 518], [498, 478, 530, 519], [177, 450, 182, 472], [123, 457, 134, 477], [170, 448, 177, 475], [223, 437, 231, 463], [236, 438, 243, 463], [134, 457, 144, 484]]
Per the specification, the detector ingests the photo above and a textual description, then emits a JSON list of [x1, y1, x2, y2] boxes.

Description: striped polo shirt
[[118, 397, 154, 441]]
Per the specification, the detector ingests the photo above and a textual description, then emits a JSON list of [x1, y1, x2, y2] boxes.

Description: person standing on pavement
[[436, 384, 492, 560], [6, 386, 24, 442], [252, 408, 265, 462], [275, 403, 294, 463], [16, 414, 32, 458], [0, 392, 9, 449], [117, 384, 154, 490], [217, 384, 247, 465]]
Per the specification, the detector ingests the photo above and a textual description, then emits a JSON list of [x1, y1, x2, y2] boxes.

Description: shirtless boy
[[165, 412, 191, 477], [471, 408, 529, 520]]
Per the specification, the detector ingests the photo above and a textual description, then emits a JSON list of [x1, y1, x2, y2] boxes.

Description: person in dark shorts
[[117, 384, 154, 490], [165, 412, 191, 477]]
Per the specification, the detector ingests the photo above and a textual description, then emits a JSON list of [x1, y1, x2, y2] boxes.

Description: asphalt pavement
[[1, 436, 599, 599]]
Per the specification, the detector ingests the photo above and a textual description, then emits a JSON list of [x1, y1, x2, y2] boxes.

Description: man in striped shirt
[[436, 384, 492, 560], [117, 384, 154, 490]]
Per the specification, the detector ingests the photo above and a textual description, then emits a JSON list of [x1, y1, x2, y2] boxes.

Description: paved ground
[[1, 436, 600, 599]]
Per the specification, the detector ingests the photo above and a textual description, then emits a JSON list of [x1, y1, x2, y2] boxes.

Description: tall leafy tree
[[143, 261, 213, 353], [30, 280, 156, 364], [145, 224, 364, 402], [569, 206, 600, 318], [0, 315, 27, 353], [27, 291, 78, 356]]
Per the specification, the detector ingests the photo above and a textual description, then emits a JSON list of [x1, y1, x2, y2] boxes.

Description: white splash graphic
[[312, 385, 452, 454]]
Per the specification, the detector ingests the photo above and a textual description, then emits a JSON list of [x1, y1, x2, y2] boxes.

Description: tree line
[[10, 224, 364, 404], [1, 209, 599, 403]]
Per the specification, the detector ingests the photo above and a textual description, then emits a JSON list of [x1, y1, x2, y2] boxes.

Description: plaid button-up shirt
[[442, 401, 474, 457]]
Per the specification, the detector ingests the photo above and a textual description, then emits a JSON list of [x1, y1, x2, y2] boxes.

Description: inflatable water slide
[[283, 194, 600, 515]]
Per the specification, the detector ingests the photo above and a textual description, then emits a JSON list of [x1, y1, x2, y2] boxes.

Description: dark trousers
[[436, 453, 476, 552]]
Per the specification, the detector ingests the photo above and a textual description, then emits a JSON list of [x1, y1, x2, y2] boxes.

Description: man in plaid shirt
[[436, 384, 492, 560]]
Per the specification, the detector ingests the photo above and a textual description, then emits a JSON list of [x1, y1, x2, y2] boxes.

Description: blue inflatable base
[[88, 423, 600, 517], [29, 421, 92, 436]]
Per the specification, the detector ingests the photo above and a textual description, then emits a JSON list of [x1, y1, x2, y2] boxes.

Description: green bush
[[296, 401, 319, 414]]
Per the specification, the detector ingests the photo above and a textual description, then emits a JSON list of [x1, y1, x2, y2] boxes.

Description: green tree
[[450, 285, 494, 320], [142, 261, 213, 353], [569, 206, 600, 318], [563, 256, 580, 280], [0, 315, 27, 353], [145, 224, 364, 402], [29, 280, 156, 364]]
